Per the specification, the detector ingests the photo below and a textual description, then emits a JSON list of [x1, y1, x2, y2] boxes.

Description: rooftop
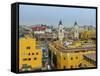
[[51, 41, 96, 53], [84, 53, 96, 62]]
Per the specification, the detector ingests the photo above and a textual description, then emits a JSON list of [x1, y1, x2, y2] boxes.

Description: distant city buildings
[[19, 20, 96, 41], [19, 20, 96, 71]]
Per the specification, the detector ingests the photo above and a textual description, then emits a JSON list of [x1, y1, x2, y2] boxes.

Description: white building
[[72, 21, 79, 39], [58, 20, 64, 44]]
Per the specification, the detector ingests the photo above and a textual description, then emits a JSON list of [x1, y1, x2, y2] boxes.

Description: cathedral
[[58, 20, 64, 44], [73, 21, 79, 39]]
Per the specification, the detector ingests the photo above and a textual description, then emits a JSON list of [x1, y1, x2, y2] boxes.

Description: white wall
[[0, 0, 99, 76]]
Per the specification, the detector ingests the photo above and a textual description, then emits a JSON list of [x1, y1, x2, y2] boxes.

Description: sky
[[19, 4, 96, 27]]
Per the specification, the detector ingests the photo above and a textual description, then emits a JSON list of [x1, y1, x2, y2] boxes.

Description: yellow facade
[[19, 36, 42, 71], [59, 51, 95, 69], [80, 30, 96, 39], [53, 51, 95, 69], [60, 52, 82, 69], [49, 41, 96, 69]]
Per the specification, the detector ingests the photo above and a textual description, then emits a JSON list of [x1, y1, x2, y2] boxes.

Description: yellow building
[[80, 30, 96, 39], [19, 35, 42, 71], [49, 41, 96, 69]]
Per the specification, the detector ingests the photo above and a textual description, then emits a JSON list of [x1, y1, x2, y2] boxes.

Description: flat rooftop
[[84, 53, 96, 62]]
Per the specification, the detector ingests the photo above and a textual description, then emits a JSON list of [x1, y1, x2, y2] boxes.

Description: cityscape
[[19, 5, 96, 72]]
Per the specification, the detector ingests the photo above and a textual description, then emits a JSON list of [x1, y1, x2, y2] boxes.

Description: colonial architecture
[[58, 20, 64, 44], [73, 21, 79, 39], [19, 34, 42, 71]]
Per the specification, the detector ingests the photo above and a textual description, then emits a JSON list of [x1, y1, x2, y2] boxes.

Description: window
[[28, 58, 31, 60], [60, 30, 62, 33], [71, 57, 73, 60], [26, 46, 30, 49], [36, 52, 38, 55], [28, 53, 30, 55], [23, 58, 27, 61], [70, 65, 73, 68], [34, 57, 37, 60], [75, 51, 79, 53], [32, 53, 34, 55], [76, 56, 78, 59]]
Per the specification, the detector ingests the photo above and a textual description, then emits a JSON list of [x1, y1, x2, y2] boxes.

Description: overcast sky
[[19, 4, 96, 27]]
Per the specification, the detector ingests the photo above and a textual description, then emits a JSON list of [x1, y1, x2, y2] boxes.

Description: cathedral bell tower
[[58, 20, 64, 44], [73, 21, 79, 40]]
